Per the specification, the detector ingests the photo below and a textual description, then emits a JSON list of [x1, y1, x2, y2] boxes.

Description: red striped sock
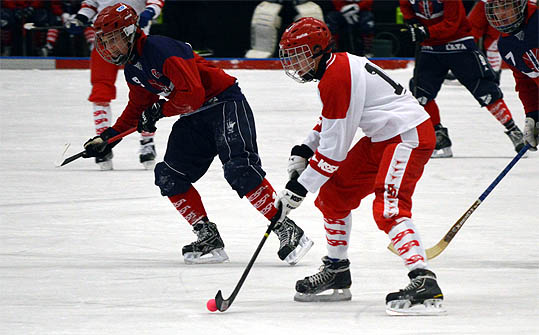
[[246, 178, 279, 221], [169, 186, 207, 225]]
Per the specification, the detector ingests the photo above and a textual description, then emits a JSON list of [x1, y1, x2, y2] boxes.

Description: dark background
[[10, 0, 478, 58], [155, 0, 477, 58]]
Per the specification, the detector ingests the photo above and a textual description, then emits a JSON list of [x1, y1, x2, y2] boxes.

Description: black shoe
[[432, 125, 453, 158], [272, 217, 313, 265], [505, 124, 525, 153], [294, 256, 352, 302], [182, 220, 228, 264], [139, 138, 156, 169], [386, 268, 445, 315]]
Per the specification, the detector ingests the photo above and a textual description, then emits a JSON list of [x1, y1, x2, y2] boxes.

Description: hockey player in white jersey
[[64, 0, 164, 170], [275, 17, 445, 315]]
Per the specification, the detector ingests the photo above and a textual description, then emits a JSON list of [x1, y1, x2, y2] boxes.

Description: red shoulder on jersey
[[318, 53, 352, 120]]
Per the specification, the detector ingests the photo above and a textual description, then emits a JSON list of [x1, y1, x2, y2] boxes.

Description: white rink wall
[[0, 68, 537, 334]]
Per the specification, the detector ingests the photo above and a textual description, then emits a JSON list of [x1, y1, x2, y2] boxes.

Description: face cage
[[96, 24, 136, 65], [485, 0, 526, 33], [279, 45, 316, 83]]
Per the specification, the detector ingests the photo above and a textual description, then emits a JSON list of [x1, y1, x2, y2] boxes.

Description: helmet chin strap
[[302, 52, 331, 82]]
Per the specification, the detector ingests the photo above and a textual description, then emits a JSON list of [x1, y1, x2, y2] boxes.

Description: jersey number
[[365, 63, 405, 95]]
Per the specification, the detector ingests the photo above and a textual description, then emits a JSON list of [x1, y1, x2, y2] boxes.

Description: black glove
[[82, 127, 120, 158], [404, 22, 429, 43], [138, 100, 165, 133], [287, 144, 314, 179]]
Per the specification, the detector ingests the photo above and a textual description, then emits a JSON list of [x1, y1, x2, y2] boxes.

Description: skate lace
[[507, 128, 524, 143], [194, 224, 215, 244], [275, 221, 293, 249], [308, 266, 333, 286], [403, 277, 424, 292]]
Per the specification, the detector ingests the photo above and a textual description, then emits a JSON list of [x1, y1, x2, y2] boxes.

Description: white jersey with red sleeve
[[298, 52, 429, 194], [79, 0, 164, 21]]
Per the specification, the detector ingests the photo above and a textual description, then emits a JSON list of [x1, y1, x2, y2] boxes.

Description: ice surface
[[1, 68, 537, 334]]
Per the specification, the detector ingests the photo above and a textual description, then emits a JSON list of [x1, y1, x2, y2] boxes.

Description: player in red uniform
[[275, 17, 445, 315], [64, 0, 164, 170], [80, 3, 313, 265], [400, 0, 525, 158], [486, 0, 539, 150]]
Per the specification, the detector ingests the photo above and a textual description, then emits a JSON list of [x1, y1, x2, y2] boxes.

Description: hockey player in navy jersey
[[81, 3, 313, 265], [65, 0, 164, 170], [400, 0, 525, 158], [486, 0, 539, 151], [275, 17, 444, 315]]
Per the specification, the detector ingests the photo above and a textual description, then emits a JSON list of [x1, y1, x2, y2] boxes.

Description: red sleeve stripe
[[309, 151, 341, 177], [146, 0, 164, 8], [313, 116, 322, 132], [81, 3, 97, 11]]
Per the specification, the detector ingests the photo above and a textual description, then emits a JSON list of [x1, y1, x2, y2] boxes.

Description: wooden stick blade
[[387, 240, 447, 260]]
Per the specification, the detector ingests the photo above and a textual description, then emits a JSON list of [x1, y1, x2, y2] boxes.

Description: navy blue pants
[[154, 84, 265, 198], [412, 39, 502, 107]]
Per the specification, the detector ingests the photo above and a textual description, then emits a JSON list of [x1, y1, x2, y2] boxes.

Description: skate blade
[[386, 299, 446, 316], [294, 288, 352, 302], [97, 160, 113, 171], [184, 248, 229, 264], [431, 147, 453, 159], [141, 159, 156, 170], [284, 234, 314, 265]]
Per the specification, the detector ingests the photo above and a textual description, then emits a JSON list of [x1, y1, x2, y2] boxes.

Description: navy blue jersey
[[112, 34, 236, 133], [498, 4, 538, 115]]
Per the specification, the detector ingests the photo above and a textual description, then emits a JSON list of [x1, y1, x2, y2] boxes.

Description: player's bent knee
[[154, 162, 192, 197], [314, 197, 351, 220], [223, 161, 265, 198]]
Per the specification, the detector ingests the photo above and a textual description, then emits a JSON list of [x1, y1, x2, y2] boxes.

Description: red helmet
[[279, 17, 334, 83], [485, 0, 528, 34], [94, 3, 139, 65]]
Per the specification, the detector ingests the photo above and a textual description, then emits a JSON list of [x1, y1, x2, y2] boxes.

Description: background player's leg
[[450, 48, 525, 153], [411, 52, 451, 158], [89, 48, 118, 170]]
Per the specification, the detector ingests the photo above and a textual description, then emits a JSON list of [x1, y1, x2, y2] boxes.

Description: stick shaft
[[215, 221, 277, 312]]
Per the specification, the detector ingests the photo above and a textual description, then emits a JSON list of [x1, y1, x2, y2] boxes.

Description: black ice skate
[[431, 125, 453, 158], [95, 151, 113, 170], [504, 124, 526, 153], [182, 220, 229, 264], [294, 256, 352, 302], [385, 268, 445, 315], [139, 138, 156, 169], [272, 217, 313, 265]]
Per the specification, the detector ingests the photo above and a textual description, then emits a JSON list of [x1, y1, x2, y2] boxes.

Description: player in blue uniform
[[400, 0, 526, 158], [80, 3, 313, 264], [486, 0, 539, 150]]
